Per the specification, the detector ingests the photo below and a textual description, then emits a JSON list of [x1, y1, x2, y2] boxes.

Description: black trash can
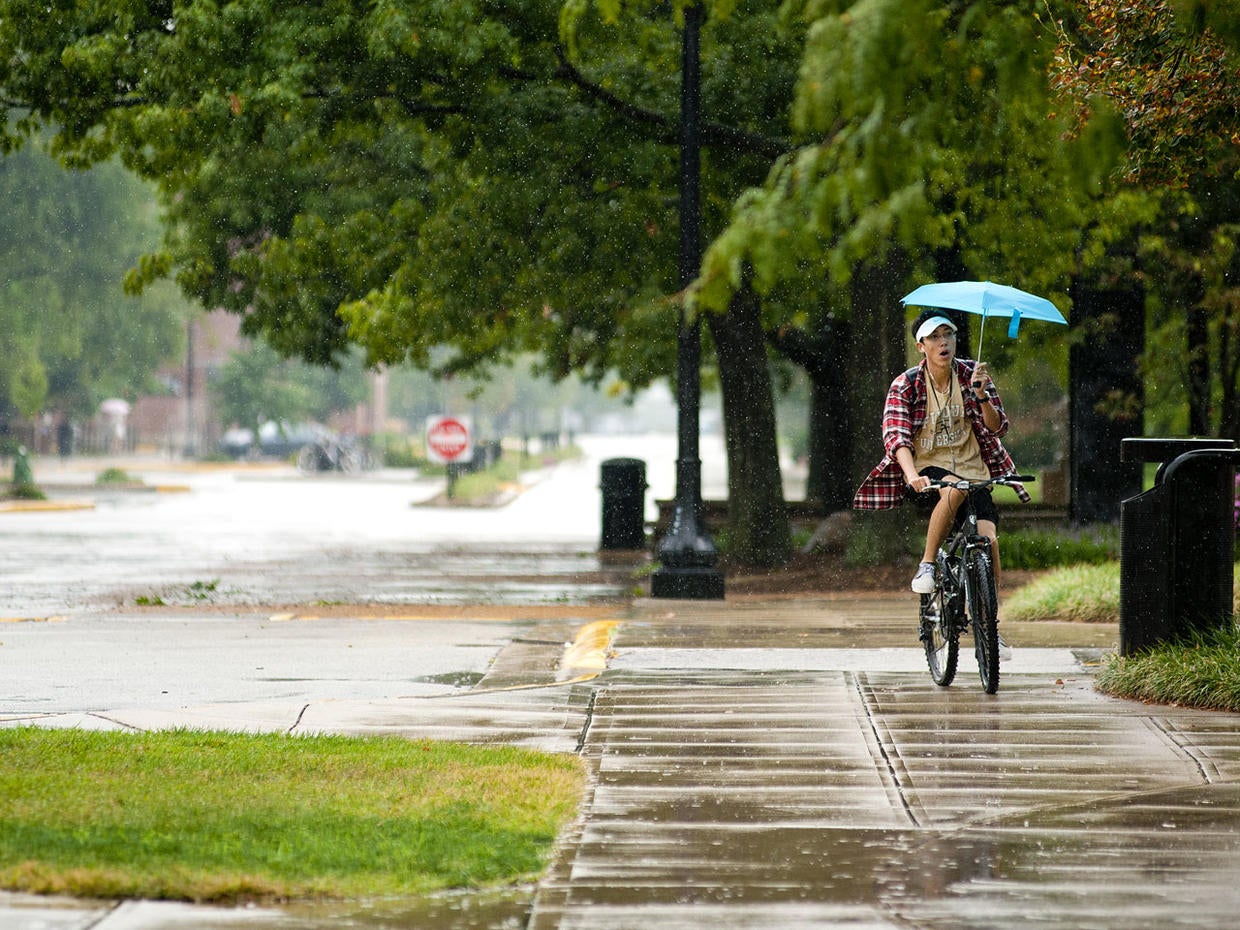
[[600, 458, 647, 550], [1119, 438, 1240, 656]]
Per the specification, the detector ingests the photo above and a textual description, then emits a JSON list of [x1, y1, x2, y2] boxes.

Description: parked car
[[219, 426, 255, 459], [257, 420, 331, 458]]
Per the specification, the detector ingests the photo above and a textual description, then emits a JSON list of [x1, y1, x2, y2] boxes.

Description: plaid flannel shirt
[[852, 358, 1030, 510]]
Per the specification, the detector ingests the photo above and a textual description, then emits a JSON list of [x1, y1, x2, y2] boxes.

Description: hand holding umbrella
[[970, 361, 993, 399]]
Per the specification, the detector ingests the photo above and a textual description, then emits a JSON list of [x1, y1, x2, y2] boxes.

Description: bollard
[[12, 445, 34, 486]]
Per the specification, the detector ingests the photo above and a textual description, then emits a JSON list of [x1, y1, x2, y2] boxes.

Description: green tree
[[1050, 0, 1240, 442], [211, 341, 369, 435], [696, 1, 1108, 531], [1049, 0, 1240, 187], [0, 0, 803, 564], [0, 140, 184, 422]]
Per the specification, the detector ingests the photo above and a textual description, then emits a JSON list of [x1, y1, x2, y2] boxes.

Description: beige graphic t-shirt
[[914, 377, 988, 480]]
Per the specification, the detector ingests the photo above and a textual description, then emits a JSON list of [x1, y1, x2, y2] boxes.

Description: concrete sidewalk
[[4, 595, 1240, 929]]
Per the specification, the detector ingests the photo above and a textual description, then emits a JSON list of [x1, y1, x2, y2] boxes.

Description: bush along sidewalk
[[1098, 624, 1240, 712], [4, 446, 45, 501]]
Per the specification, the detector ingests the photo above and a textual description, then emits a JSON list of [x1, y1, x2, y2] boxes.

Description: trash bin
[[1119, 438, 1240, 656], [600, 458, 647, 550]]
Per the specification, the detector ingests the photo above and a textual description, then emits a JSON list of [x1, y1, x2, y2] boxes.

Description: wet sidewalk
[[531, 598, 1240, 929], [5, 596, 1240, 929]]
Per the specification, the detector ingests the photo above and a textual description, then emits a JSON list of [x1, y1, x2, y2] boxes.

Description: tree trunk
[[1220, 309, 1239, 441], [767, 315, 853, 512], [707, 286, 791, 567], [1068, 280, 1145, 523], [845, 253, 919, 565], [932, 246, 974, 359], [1186, 302, 1211, 435]]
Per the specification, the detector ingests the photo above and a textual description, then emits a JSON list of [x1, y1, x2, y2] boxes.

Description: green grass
[[4, 482, 46, 500], [1006, 559, 1240, 710], [1006, 560, 1239, 624], [95, 467, 140, 486], [133, 580, 224, 607], [451, 455, 528, 502], [0, 729, 584, 904], [1001, 525, 1118, 570], [1004, 562, 1121, 623], [1098, 625, 1240, 712], [448, 446, 582, 505]]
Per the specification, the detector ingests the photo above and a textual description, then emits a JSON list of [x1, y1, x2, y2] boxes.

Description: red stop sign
[[426, 416, 471, 464]]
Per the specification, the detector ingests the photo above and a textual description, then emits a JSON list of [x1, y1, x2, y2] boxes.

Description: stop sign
[[425, 415, 473, 465]]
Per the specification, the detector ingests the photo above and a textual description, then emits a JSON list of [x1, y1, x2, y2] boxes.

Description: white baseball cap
[[914, 315, 958, 342]]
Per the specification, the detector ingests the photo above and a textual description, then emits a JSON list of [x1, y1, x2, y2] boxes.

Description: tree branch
[[552, 47, 789, 160]]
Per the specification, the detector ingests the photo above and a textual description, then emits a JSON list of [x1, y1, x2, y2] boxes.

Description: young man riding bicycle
[[853, 308, 1030, 600]]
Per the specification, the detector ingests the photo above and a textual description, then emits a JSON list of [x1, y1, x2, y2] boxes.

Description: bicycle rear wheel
[[967, 550, 1000, 694], [920, 586, 958, 687]]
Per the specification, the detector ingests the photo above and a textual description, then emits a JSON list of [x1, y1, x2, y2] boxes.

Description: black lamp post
[[650, 1, 725, 600]]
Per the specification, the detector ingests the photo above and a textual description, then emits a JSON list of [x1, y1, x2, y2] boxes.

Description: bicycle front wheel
[[296, 444, 322, 473], [966, 550, 1000, 694], [920, 587, 958, 687]]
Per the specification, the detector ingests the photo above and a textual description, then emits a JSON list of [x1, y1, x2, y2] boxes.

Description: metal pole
[[651, 1, 724, 599], [183, 316, 197, 458]]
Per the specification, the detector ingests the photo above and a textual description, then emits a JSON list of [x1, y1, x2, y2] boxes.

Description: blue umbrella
[[901, 280, 1067, 365]]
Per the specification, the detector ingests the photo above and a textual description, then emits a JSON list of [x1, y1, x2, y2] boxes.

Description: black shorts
[[910, 466, 1000, 532]]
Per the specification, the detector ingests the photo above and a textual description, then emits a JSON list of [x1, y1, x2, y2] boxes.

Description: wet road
[[0, 435, 669, 721], [2, 434, 711, 614], [526, 603, 1240, 930]]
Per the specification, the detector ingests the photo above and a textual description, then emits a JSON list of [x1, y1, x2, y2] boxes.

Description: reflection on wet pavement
[[528, 663, 1240, 930]]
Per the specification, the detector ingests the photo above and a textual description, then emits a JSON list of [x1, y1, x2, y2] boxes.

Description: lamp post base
[[650, 565, 725, 600]]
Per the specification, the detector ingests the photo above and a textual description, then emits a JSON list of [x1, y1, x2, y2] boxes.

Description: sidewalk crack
[[850, 672, 921, 827], [287, 703, 310, 733], [1149, 716, 1220, 784]]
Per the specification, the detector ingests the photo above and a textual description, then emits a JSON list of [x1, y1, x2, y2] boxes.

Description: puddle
[[279, 886, 533, 928], [415, 671, 488, 689], [878, 784, 1240, 928]]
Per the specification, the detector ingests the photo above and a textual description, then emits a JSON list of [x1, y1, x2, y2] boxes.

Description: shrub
[[95, 467, 138, 486], [1001, 525, 1119, 570], [7, 482, 46, 501], [1098, 624, 1240, 712]]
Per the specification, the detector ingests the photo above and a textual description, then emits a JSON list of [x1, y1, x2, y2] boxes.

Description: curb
[[559, 620, 619, 676], [0, 499, 95, 513]]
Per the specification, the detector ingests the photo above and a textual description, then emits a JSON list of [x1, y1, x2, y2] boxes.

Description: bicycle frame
[[918, 473, 1034, 693]]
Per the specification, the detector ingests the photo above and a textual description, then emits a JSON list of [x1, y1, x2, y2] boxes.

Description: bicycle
[[296, 435, 376, 474], [917, 473, 1035, 694]]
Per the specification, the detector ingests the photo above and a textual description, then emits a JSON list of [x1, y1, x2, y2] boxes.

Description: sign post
[[425, 415, 473, 499]]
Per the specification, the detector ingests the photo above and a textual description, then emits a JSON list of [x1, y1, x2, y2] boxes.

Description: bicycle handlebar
[[924, 473, 1036, 491]]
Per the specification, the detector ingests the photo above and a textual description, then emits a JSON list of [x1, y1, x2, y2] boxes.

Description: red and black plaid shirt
[[852, 358, 1030, 510]]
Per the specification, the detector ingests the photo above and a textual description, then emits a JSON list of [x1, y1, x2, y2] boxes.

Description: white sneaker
[[911, 562, 936, 594], [998, 633, 1012, 663]]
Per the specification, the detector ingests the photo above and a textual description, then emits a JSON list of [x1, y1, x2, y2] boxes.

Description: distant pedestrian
[[56, 415, 73, 459]]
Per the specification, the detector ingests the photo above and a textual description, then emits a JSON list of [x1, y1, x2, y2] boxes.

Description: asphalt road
[[1, 435, 679, 719], [2, 433, 715, 614]]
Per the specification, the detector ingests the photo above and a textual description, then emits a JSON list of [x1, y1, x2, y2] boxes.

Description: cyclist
[[852, 308, 1030, 596]]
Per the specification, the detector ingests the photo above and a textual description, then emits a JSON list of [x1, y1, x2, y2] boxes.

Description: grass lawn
[[0, 728, 584, 904], [1004, 559, 1240, 711], [1004, 563, 1121, 623]]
